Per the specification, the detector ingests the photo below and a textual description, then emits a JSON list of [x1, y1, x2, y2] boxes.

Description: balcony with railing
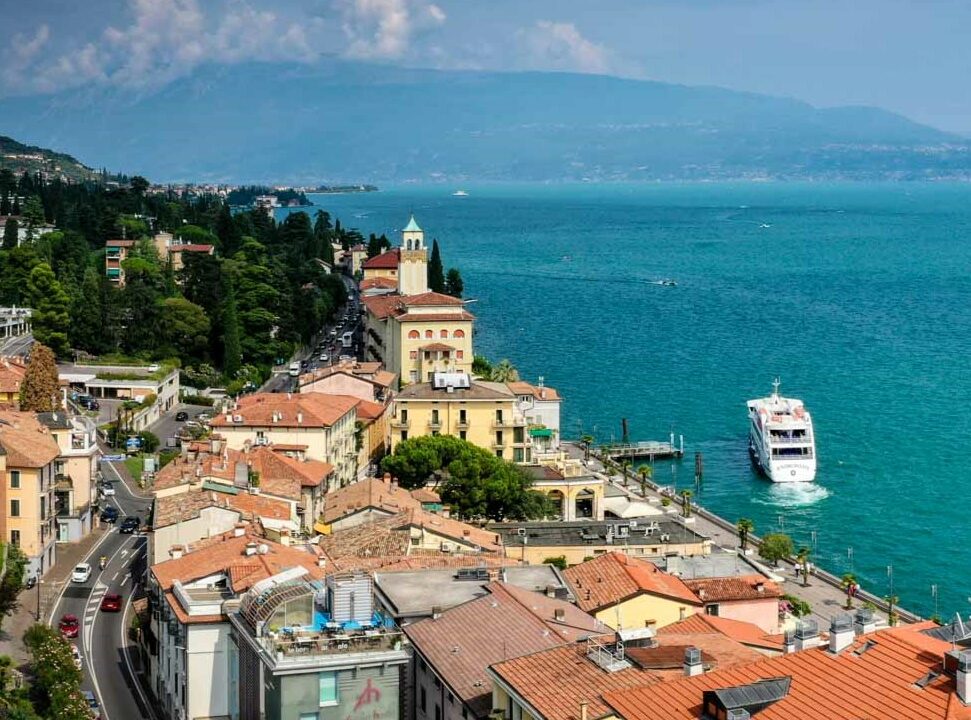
[[390, 416, 410, 430]]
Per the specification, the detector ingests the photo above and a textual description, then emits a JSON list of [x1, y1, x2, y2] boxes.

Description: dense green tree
[[27, 263, 70, 356], [23, 624, 90, 720], [19, 344, 60, 412], [120, 257, 163, 354], [70, 268, 105, 353], [490, 359, 520, 382], [0, 245, 39, 305], [759, 532, 794, 567], [130, 176, 150, 195], [215, 204, 241, 256], [445, 267, 464, 298], [313, 210, 333, 262], [48, 230, 90, 285], [428, 239, 446, 293], [0, 545, 26, 631], [221, 279, 242, 379], [21, 196, 45, 240], [0, 194, 10, 215], [159, 297, 210, 359], [736, 518, 754, 551], [2, 217, 18, 249], [366, 232, 391, 258], [176, 224, 218, 246], [280, 211, 315, 262]]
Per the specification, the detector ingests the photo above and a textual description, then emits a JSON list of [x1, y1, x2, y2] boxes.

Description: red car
[[59, 614, 80, 638], [100, 593, 122, 612]]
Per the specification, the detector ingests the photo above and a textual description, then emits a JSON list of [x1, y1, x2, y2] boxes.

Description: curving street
[[49, 460, 155, 720]]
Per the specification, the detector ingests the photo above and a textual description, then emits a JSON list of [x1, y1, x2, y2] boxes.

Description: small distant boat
[[648, 279, 677, 287], [452, 190, 469, 197], [747, 378, 816, 483], [561, 255, 572, 262], [759, 223, 772, 228]]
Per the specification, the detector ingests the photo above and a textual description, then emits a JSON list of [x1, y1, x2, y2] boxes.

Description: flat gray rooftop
[[374, 565, 568, 619], [488, 519, 708, 548], [655, 551, 768, 579]]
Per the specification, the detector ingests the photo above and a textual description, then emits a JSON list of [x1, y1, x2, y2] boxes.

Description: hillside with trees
[[0, 168, 349, 392]]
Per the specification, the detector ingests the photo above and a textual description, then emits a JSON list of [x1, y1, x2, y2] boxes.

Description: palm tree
[[680, 489, 693, 518], [620, 460, 631, 487], [736, 518, 754, 551], [637, 465, 651, 496], [490, 359, 520, 383], [580, 435, 594, 462], [886, 595, 900, 626], [841, 573, 857, 609], [796, 547, 811, 587]]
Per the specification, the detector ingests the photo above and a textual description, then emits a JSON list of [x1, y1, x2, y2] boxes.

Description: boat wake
[[753, 482, 831, 509]]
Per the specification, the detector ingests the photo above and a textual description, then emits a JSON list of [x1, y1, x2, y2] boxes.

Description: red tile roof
[[401, 291, 465, 307], [490, 626, 762, 720], [660, 614, 784, 652], [507, 381, 562, 401], [106, 239, 135, 247], [683, 575, 782, 602], [360, 277, 399, 291], [210, 393, 357, 428], [397, 312, 475, 323], [0, 410, 60, 467], [405, 582, 606, 716], [363, 248, 399, 269], [420, 343, 455, 352], [354, 398, 386, 421], [563, 552, 702, 612], [0, 357, 26, 395], [603, 625, 971, 720], [321, 477, 421, 524], [363, 294, 474, 323]]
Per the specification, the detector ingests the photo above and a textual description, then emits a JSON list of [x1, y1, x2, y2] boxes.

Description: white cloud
[[337, 0, 446, 60], [518, 20, 611, 74]]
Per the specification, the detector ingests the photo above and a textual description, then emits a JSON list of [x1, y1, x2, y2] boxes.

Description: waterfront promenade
[[562, 442, 913, 629]]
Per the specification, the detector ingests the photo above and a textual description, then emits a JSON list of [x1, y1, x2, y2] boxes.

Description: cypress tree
[[19, 344, 60, 412], [428, 239, 446, 293], [445, 268, 464, 298], [0, 194, 10, 215], [11, 196, 20, 215], [27, 263, 71, 357], [2, 218, 18, 249], [221, 279, 242, 379]]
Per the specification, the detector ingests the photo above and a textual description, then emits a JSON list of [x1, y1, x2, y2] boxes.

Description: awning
[[529, 427, 553, 438], [604, 496, 664, 519], [202, 480, 239, 495]]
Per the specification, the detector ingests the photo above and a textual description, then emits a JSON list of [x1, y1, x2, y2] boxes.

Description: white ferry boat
[[747, 379, 816, 482], [452, 190, 469, 197]]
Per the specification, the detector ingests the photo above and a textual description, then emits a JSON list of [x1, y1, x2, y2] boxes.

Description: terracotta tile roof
[[398, 507, 504, 553], [420, 342, 455, 352], [507, 381, 562, 401], [210, 393, 358, 428], [363, 248, 399, 269], [360, 276, 399, 291], [106, 239, 135, 247], [410, 488, 441, 503], [247, 446, 333, 494], [321, 477, 421, 524], [319, 513, 411, 560], [0, 357, 26, 395], [354, 398, 386, 421], [0, 411, 60, 467], [401, 292, 465, 307], [660, 614, 784, 652], [170, 244, 214, 252], [152, 445, 240, 491], [684, 575, 782, 602], [405, 582, 606, 716], [603, 625, 971, 720], [490, 629, 762, 720], [564, 552, 702, 613], [152, 487, 292, 529], [397, 312, 475, 323]]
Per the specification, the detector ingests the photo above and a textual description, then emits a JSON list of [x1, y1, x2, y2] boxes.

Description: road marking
[[120, 592, 153, 720], [122, 550, 130, 558], [121, 575, 129, 586], [112, 572, 120, 581]]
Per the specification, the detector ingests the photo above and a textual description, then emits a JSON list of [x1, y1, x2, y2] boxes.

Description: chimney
[[245, 542, 258, 556], [829, 613, 855, 654], [431, 606, 443, 620], [297, 412, 303, 424], [546, 584, 557, 598], [794, 619, 819, 652], [950, 650, 971, 704], [579, 702, 588, 720], [726, 711, 751, 720], [783, 629, 795, 654], [317, 556, 327, 568], [233, 524, 246, 537], [683, 647, 703, 677], [169, 545, 184, 560], [755, 582, 765, 593], [211, 437, 222, 454], [554, 608, 565, 622], [854, 607, 876, 636]]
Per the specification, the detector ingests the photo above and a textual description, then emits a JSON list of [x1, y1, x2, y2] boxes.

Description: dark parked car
[[100, 506, 119, 523], [119, 516, 140, 534], [175, 411, 189, 421], [82, 398, 100, 410]]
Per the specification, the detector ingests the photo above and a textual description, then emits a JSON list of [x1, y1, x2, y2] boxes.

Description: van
[[288, 362, 301, 377]]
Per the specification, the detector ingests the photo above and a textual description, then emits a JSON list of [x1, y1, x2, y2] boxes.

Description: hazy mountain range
[[0, 134, 98, 182], [1, 60, 969, 183]]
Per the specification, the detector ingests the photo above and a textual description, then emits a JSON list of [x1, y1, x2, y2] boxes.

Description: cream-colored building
[[391, 374, 534, 462], [209, 393, 358, 488], [362, 248, 399, 282], [0, 411, 61, 578], [39, 412, 101, 543]]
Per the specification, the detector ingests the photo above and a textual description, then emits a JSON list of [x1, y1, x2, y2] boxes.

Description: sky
[[2, 0, 970, 134]]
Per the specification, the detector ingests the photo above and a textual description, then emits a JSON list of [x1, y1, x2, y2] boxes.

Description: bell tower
[[398, 214, 428, 296]]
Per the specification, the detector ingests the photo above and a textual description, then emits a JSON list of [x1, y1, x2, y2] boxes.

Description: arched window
[[425, 330, 433, 339], [408, 330, 420, 339], [406, 239, 412, 251], [453, 329, 466, 339], [440, 329, 449, 339]]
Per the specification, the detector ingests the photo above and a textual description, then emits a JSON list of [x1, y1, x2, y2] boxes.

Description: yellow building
[[0, 357, 26, 408], [0, 411, 61, 578], [391, 375, 533, 462], [362, 216, 475, 384], [105, 239, 134, 286], [563, 551, 704, 629]]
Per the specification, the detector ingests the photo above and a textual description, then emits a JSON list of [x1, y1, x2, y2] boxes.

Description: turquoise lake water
[[291, 183, 971, 618]]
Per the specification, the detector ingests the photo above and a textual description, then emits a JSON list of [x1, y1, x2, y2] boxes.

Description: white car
[[71, 563, 92, 583], [319, 354, 329, 362], [99, 484, 115, 497]]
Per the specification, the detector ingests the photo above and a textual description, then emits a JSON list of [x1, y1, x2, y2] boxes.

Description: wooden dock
[[604, 437, 684, 461]]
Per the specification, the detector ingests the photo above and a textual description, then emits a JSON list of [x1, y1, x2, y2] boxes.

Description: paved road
[[51, 462, 155, 720], [149, 402, 211, 446], [0, 331, 33, 357]]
